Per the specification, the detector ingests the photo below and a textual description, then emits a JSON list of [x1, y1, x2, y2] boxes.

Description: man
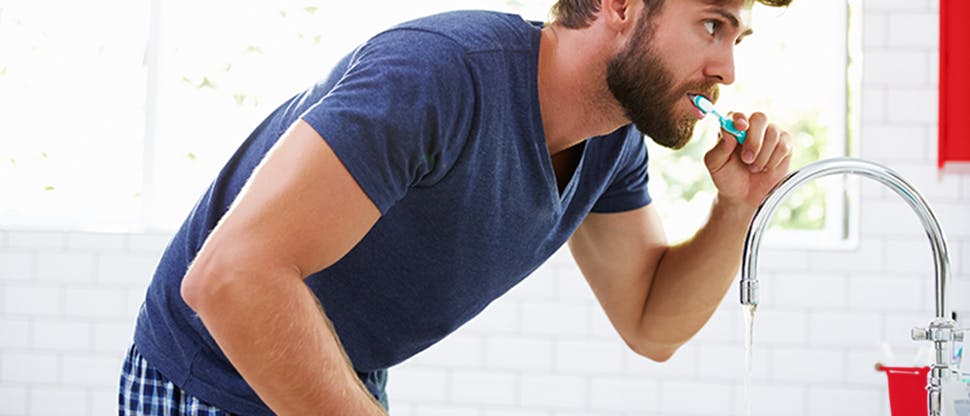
[[120, 0, 794, 414]]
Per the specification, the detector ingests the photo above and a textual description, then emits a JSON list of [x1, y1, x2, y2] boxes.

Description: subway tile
[[7, 231, 66, 250], [520, 302, 589, 337], [127, 233, 173, 254], [460, 298, 519, 335], [64, 287, 125, 319], [588, 305, 616, 339], [450, 371, 517, 406], [3, 284, 62, 316], [859, 199, 927, 238], [862, 12, 887, 49], [848, 274, 925, 311], [864, 0, 930, 11], [554, 267, 595, 302], [0, 318, 30, 348], [520, 374, 587, 410], [845, 348, 887, 386], [589, 376, 658, 413], [692, 305, 739, 344], [768, 273, 847, 309], [61, 354, 120, 387], [696, 343, 771, 382], [410, 331, 482, 369], [97, 253, 159, 285], [0, 385, 27, 416], [808, 312, 882, 347], [36, 252, 96, 282], [413, 405, 480, 416], [0, 252, 34, 281], [483, 409, 547, 416], [884, 239, 937, 274], [807, 386, 882, 416], [888, 164, 963, 201], [659, 380, 732, 415], [732, 383, 806, 416], [94, 322, 135, 354], [807, 238, 884, 273], [756, 248, 810, 272], [66, 232, 127, 251], [485, 336, 553, 372], [126, 287, 148, 318], [1, 352, 59, 383], [32, 320, 91, 351], [887, 13, 937, 49], [387, 367, 447, 402], [29, 387, 89, 416], [554, 339, 623, 374], [884, 313, 937, 350], [748, 309, 809, 345], [859, 125, 928, 163], [933, 201, 970, 237], [90, 387, 120, 416], [506, 268, 557, 301], [886, 87, 937, 123], [861, 88, 886, 123], [770, 347, 845, 383], [862, 51, 928, 85]]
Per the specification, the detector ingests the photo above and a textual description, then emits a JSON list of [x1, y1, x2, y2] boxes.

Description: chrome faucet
[[738, 157, 964, 416]]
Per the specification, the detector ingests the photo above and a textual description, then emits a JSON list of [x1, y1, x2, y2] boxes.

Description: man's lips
[[687, 94, 707, 119]]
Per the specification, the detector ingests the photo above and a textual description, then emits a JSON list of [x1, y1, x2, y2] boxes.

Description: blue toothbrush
[[691, 95, 747, 144]]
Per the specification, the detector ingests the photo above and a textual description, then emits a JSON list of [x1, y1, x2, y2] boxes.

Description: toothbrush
[[691, 95, 747, 144]]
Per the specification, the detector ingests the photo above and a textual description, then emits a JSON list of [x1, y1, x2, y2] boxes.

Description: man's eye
[[704, 20, 718, 36]]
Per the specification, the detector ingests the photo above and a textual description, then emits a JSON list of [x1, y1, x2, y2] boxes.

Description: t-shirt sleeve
[[591, 127, 652, 213], [299, 29, 475, 214]]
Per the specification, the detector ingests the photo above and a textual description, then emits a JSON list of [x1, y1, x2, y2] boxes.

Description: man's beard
[[606, 16, 718, 149]]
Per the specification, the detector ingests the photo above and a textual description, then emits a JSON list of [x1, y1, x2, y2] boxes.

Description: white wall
[[1, 1, 968, 415]]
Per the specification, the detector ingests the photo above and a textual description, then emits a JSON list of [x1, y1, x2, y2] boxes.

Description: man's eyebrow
[[708, 7, 755, 37]]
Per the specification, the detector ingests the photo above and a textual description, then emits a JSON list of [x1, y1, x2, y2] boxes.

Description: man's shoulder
[[385, 10, 539, 55]]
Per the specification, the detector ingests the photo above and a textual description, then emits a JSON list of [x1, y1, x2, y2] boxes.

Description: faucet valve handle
[[912, 327, 930, 341], [912, 321, 964, 342]]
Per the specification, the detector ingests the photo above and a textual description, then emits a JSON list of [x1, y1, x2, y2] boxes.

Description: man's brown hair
[[550, 0, 793, 29]]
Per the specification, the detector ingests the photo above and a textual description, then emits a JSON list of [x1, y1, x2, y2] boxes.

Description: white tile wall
[[1, 2, 968, 416]]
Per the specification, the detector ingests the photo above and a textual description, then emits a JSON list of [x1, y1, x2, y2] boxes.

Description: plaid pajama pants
[[118, 344, 389, 415], [118, 345, 236, 415]]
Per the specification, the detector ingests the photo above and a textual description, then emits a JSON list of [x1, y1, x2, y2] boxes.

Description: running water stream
[[743, 303, 758, 416]]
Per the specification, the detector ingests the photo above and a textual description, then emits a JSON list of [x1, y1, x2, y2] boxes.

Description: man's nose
[[705, 46, 737, 85]]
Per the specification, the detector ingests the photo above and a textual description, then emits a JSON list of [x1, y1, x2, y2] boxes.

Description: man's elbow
[[625, 338, 681, 363]]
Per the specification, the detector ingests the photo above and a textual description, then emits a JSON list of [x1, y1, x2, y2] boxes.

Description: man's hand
[[703, 112, 793, 209]]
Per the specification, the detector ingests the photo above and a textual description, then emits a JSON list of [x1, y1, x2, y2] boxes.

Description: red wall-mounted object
[[939, 0, 970, 169]]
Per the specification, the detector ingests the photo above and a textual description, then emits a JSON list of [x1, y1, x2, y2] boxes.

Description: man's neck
[[537, 23, 629, 156]]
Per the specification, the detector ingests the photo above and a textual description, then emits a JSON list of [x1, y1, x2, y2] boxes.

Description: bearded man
[[121, 0, 794, 414]]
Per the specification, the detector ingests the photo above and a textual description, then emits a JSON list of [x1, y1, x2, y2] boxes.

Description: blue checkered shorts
[[118, 345, 236, 416]]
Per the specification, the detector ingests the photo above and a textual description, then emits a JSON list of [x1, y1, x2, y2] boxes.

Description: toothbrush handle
[[719, 117, 747, 144]]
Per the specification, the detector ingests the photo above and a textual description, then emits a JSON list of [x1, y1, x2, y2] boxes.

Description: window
[[647, 0, 860, 247], [1, 0, 856, 242]]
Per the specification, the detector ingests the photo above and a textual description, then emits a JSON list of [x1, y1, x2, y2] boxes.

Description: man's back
[[132, 10, 650, 415]]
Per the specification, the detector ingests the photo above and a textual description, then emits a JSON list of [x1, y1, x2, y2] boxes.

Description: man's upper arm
[[190, 119, 381, 284], [567, 204, 668, 347]]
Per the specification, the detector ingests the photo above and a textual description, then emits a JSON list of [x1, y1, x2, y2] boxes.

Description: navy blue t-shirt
[[134, 10, 651, 415]]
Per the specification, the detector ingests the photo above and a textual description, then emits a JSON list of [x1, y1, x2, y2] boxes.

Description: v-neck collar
[[526, 19, 589, 212]]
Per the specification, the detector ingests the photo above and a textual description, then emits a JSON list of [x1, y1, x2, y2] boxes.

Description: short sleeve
[[591, 127, 652, 213], [299, 29, 475, 214]]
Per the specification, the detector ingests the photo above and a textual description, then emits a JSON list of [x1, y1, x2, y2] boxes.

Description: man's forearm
[[182, 265, 385, 416], [637, 196, 757, 354]]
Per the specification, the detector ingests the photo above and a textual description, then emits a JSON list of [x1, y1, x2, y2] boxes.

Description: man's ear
[[601, 0, 639, 33]]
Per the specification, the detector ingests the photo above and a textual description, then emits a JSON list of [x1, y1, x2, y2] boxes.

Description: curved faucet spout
[[739, 157, 951, 318], [738, 157, 961, 416]]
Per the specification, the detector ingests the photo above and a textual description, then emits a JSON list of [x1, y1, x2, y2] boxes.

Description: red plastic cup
[[877, 365, 930, 416]]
